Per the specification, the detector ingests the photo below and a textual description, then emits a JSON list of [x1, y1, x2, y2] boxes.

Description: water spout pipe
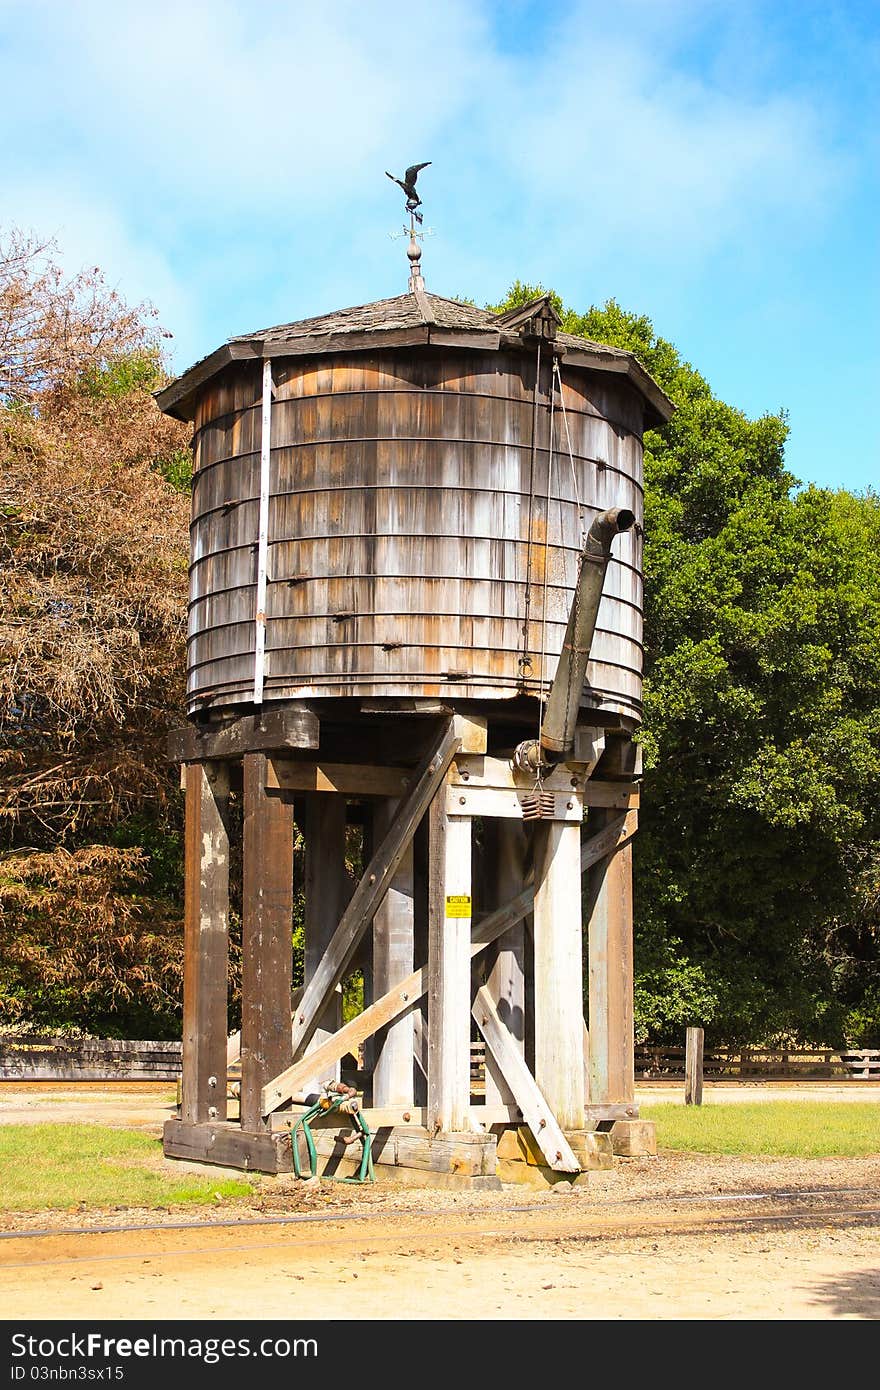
[[515, 506, 635, 772]]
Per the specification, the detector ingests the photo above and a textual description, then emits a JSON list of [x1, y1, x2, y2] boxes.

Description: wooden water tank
[[156, 292, 673, 726]]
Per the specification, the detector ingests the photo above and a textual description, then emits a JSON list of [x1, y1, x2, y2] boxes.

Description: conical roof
[[155, 290, 674, 427]]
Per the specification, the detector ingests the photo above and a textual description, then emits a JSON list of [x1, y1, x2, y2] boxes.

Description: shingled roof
[[155, 290, 674, 427]]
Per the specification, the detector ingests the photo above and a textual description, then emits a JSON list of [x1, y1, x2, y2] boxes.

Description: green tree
[[0, 229, 192, 1037], [492, 286, 880, 1046]]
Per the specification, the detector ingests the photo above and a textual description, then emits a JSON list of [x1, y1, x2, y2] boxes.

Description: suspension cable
[[535, 360, 557, 765], [554, 358, 586, 543]]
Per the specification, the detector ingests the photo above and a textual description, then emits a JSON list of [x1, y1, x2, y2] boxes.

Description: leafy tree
[[0, 228, 191, 1036], [492, 285, 880, 1046]]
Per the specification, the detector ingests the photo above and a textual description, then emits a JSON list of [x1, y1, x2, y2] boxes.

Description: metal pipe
[[515, 506, 635, 771], [253, 358, 273, 705]]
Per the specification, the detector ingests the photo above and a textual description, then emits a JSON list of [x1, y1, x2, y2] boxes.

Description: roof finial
[[407, 221, 425, 292]]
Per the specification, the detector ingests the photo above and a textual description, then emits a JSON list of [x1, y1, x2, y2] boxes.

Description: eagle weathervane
[[386, 161, 433, 292], [386, 161, 431, 225]]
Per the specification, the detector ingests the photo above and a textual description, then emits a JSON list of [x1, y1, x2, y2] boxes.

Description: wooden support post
[[481, 819, 527, 1107], [472, 985, 579, 1173], [685, 1026, 704, 1106], [180, 762, 230, 1126], [413, 816, 429, 1105], [427, 786, 472, 1132], [587, 809, 636, 1106], [303, 795, 348, 1090], [241, 752, 294, 1131], [372, 798, 415, 1107], [533, 820, 586, 1130]]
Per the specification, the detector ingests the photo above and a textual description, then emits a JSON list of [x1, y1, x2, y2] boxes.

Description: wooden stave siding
[[187, 350, 645, 716]]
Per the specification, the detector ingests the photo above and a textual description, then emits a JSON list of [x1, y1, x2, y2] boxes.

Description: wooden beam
[[163, 1119, 292, 1174], [260, 811, 636, 1115], [240, 753, 294, 1131], [449, 755, 581, 792], [180, 763, 230, 1126], [587, 809, 636, 1105], [168, 707, 318, 763], [269, 1104, 534, 1130], [427, 789, 471, 1132], [448, 786, 584, 821], [267, 760, 412, 798], [289, 719, 460, 1059], [472, 985, 579, 1173], [481, 819, 527, 1109], [302, 795, 348, 1092], [685, 1026, 705, 1106], [372, 799, 415, 1107], [225, 984, 304, 1070], [582, 781, 640, 809], [451, 712, 488, 753], [533, 821, 586, 1129]]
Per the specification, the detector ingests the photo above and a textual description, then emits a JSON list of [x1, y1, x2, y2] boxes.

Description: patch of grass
[[639, 1102, 880, 1158], [0, 1125, 256, 1211]]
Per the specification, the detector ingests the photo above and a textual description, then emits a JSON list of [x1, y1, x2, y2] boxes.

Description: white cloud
[[0, 176, 197, 357], [0, 0, 853, 358]]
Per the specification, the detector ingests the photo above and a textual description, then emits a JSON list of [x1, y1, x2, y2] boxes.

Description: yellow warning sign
[[445, 894, 472, 918]]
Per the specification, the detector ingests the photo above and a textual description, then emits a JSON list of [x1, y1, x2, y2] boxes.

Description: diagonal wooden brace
[[472, 984, 580, 1172], [290, 719, 461, 1060], [261, 810, 636, 1115]]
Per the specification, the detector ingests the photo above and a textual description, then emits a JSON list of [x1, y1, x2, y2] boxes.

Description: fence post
[[685, 1026, 704, 1106]]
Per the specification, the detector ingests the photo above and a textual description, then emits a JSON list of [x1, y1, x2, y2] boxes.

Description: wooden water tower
[[157, 220, 674, 1185]]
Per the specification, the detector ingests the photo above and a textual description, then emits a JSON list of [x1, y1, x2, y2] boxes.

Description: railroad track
[[1, 1186, 879, 1268]]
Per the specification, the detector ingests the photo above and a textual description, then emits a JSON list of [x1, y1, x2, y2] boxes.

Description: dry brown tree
[[0, 228, 193, 1034]]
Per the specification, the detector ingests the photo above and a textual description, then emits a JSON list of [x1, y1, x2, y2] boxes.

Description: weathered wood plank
[[472, 984, 580, 1173], [290, 719, 460, 1059], [163, 1119, 292, 1173], [449, 755, 581, 791], [372, 799, 415, 1107], [685, 1026, 705, 1106], [447, 785, 583, 821], [582, 781, 640, 809], [268, 760, 412, 798], [271, 1121, 497, 1177], [240, 753, 294, 1131], [393, 1130, 496, 1176], [587, 810, 636, 1105], [181, 763, 230, 1125], [168, 707, 318, 763], [533, 821, 586, 1129], [481, 819, 527, 1108], [270, 1104, 527, 1131], [451, 713, 488, 753]]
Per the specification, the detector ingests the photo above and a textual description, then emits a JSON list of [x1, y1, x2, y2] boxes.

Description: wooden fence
[[0, 1037, 182, 1082], [633, 1045, 880, 1082], [2, 1036, 877, 1084]]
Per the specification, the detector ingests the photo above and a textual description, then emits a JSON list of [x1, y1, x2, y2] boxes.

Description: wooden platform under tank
[[163, 1115, 655, 1189]]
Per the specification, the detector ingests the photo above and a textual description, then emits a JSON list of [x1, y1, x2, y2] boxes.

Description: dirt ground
[[1, 1081, 879, 1321]]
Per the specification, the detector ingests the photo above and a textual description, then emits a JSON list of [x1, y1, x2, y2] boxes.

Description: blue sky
[[1, 0, 877, 493]]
